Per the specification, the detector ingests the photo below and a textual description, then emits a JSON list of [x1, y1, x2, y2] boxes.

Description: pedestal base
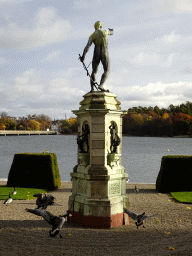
[[67, 211, 130, 229]]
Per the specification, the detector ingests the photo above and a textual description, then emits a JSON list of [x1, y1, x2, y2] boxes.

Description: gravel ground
[[0, 182, 192, 256]]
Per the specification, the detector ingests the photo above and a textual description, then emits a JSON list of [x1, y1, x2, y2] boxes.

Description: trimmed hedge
[[156, 155, 192, 193], [7, 153, 61, 190]]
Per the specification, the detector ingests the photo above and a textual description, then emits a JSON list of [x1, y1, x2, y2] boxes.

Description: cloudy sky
[[1, 0, 192, 119]]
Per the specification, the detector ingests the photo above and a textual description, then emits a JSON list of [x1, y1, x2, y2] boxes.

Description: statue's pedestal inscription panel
[[68, 92, 129, 228]]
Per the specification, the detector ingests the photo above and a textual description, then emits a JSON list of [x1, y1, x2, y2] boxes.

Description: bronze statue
[[79, 21, 113, 92], [77, 124, 90, 153], [109, 122, 120, 154]]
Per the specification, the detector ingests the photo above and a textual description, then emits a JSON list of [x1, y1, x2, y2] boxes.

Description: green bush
[[156, 155, 192, 193], [7, 153, 61, 190], [62, 126, 72, 134]]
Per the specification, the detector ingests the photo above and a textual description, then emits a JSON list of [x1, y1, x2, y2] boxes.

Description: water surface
[[0, 135, 192, 183]]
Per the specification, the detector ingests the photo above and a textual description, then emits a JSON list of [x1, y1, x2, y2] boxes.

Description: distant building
[[51, 120, 61, 132]]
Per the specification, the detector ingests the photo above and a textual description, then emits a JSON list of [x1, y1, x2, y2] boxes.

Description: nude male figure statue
[[79, 21, 113, 92]]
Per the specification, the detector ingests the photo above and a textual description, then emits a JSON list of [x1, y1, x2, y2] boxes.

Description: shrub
[[156, 155, 192, 193], [62, 126, 72, 134], [7, 153, 61, 190]]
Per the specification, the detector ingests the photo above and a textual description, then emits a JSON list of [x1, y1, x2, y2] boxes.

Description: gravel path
[[0, 182, 192, 256]]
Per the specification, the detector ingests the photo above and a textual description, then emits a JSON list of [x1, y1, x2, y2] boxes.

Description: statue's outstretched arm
[[81, 38, 93, 62], [108, 28, 114, 35]]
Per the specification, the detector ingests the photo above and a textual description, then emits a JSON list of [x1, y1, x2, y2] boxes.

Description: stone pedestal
[[68, 91, 129, 228]]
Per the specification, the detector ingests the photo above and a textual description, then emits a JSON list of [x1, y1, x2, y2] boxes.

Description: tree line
[[0, 114, 52, 131], [1, 101, 192, 136], [0, 113, 78, 134], [123, 101, 192, 136]]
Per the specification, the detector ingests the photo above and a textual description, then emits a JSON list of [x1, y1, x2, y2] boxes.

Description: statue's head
[[94, 21, 102, 30]]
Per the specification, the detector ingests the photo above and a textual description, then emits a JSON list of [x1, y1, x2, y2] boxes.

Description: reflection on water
[[0, 135, 192, 183]]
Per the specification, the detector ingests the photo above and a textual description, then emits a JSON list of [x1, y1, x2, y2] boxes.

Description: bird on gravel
[[124, 208, 153, 229], [33, 193, 55, 210], [135, 185, 139, 193], [11, 187, 17, 196], [25, 208, 70, 238], [4, 193, 12, 206]]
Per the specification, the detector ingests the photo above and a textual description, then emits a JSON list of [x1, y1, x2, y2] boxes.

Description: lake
[[0, 135, 192, 183]]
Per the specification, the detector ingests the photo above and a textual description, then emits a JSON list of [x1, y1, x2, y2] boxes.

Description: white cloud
[[174, 0, 192, 12], [35, 7, 55, 27], [162, 31, 181, 43], [49, 75, 83, 98], [49, 77, 70, 93], [186, 66, 192, 73], [111, 43, 177, 68], [0, 56, 7, 64], [14, 68, 44, 93], [72, 0, 104, 9], [133, 52, 161, 65], [42, 51, 62, 62], [148, 0, 192, 13], [164, 53, 176, 67], [0, 0, 32, 3], [110, 81, 192, 109], [0, 8, 72, 49]]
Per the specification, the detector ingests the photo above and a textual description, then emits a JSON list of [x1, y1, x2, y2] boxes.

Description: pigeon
[[33, 193, 44, 208], [25, 208, 70, 238], [4, 193, 12, 206], [33, 193, 55, 210], [39, 194, 55, 210], [126, 178, 129, 184], [124, 208, 153, 228], [135, 185, 139, 193], [11, 187, 17, 196]]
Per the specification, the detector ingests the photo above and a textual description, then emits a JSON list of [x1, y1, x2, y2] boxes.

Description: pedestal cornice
[[78, 91, 122, 111]]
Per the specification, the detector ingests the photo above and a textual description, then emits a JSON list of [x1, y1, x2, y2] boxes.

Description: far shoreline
[[0, 179, 155, 185]]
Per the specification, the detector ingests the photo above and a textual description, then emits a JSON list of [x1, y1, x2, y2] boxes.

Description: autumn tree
[[59, 117, 78, 134], [37, 114, 52, 130], [0, 119, 6, 130], [4, 118, 16, 130], [28, 120, 40, 130]]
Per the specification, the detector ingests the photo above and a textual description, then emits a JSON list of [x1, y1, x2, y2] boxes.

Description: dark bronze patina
[[79, 21, 113, 92], [77, 124, 90, 153], [109, 122, 120, 153]]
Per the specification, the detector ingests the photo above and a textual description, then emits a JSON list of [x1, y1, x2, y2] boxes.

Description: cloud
[[186, 66, 192, 73], [148, 0, 192, 14], [0, 8, 72, 49], [48, 67, 84, 98], [0, 66, 85, 118], [0, 56, 7, 64], [0, 0, 32, 3], [35, 7, 55, 27], [14, 68, 44, 93], [49, 77, 71, 93], [110, 81, 192, 109], [133, 52, 161, 65], [164, 53, 176, 67], [42, 51, 62, 62], [162, 31, 181, 43], [131, 51, 176, 68], [72, 0, 104, 9]]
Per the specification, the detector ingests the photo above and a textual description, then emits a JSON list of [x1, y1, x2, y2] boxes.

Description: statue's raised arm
[[79, 21, 114, 93]]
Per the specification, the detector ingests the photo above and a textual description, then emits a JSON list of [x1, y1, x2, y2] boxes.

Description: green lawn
[[170, 191, 192, 204], [0, 186, 47, 200]]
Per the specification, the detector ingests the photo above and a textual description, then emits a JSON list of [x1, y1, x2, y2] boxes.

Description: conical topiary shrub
[[7, 153, 61, 190], [156, 155, 192, 193]]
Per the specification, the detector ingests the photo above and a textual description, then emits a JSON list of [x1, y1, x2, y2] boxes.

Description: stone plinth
[[68, 91, 129, 228]]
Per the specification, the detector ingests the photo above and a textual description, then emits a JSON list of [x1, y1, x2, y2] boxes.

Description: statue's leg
[[100, 51, 110, 88], [91, 57, 100, 91]]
